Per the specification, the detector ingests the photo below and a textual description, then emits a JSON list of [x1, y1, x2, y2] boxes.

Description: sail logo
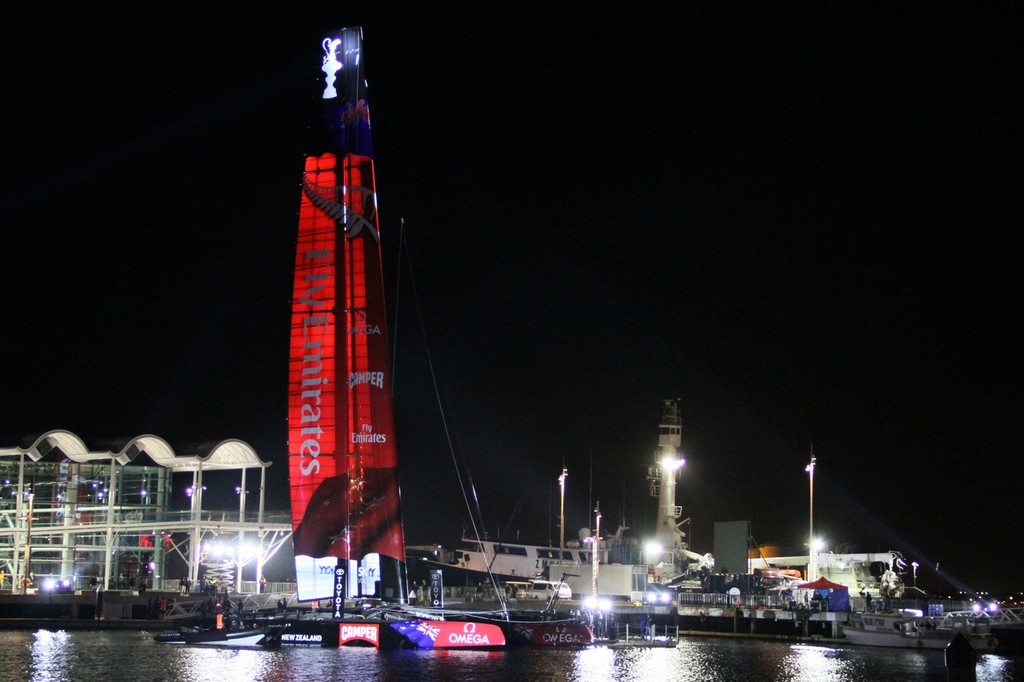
[[542, 630, 587, 645], [352, 424, 387, 444], [321, 37, 342, 99], [348, 371, 383, 389], [446, 622, 492, 646], [348, 311, 380, 335], [321, 35, 360, 101], [297, 249, 333, 477], [300, 180, 380, 243], [343, 186, 379, 241], [349, 323, 380, 335]]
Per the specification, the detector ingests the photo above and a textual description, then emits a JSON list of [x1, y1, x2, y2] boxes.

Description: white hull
[[843, 628, 994, 651], [842, 613, 996, 651]]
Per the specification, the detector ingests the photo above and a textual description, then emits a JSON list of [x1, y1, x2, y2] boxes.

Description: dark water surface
[[0, 629, 1020, 681]]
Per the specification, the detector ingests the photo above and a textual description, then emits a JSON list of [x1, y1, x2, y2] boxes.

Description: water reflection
[[30, 630, 75, 682], [778, 644, 862, 681], [172, 647, 285, 682], [573, 646, 616, 680], [1, 631, 1019, 682], [570, 639, 1020, 682]]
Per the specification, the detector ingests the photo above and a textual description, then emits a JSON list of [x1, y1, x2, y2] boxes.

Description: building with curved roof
[[0, 430, 290, 594]]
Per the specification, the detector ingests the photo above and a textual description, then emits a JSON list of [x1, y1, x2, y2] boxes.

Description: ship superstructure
[[646, 399, 693, 582], [415, 400, 713, 598]]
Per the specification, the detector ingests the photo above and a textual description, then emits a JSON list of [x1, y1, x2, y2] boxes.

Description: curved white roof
[[0, 429, 270, 471]]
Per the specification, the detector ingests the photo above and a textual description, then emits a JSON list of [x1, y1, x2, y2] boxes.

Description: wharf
[[0, 588, 268, 632], [0, 617, 168, 632], [0, 591, 819, 631]]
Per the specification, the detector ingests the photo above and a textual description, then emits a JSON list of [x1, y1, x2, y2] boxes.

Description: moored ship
[[841, 610, 998, 651]]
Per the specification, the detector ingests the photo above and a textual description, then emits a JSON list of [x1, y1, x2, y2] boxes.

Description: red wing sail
[[288, 27, 404, 602]]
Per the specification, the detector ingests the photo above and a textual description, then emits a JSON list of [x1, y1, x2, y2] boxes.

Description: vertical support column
[[258, 467, 266, 526], [188, 467, 204, 586], [103, 459, 117, 590], [60, 462, 79, 581], [12, 454, 24, 591], [236, 468, 247, 593], [255, 467, 267, 591], [22, 493, 34, 594]]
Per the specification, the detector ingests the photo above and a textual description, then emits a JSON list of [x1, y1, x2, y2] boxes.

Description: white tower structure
[[647, 400, 687, 574]]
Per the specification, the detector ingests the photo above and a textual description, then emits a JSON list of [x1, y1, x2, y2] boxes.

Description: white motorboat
[[842, 610, 997, 651]]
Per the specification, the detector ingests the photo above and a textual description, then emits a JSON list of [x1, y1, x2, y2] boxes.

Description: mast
[[288, 27, 405, 602]]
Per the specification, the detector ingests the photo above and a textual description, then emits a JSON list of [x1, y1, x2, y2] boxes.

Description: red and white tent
[[797, 577, 848, 591]]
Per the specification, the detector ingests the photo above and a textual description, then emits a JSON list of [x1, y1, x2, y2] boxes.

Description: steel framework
[[0, 430, 291, 593]]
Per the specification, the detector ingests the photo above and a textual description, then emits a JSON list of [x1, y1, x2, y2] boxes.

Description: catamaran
[[284, 26, 507, 649]]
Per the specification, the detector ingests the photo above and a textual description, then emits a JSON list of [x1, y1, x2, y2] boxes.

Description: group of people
[[175, 575, 269, 595], [145, 595, 172, 619], [178, 576, 222, 596]]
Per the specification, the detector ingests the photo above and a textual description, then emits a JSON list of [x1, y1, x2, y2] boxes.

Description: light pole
[[912, 561, 919, 588], [558, 467, 567, 564], [805, 453, 816, 581], [591, 502, 601, 603]]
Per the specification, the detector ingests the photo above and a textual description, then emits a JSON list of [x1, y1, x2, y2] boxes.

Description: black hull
[[461, 610, 594, 647], [271, 616, 508, 649], [154, 625, 281, 648]]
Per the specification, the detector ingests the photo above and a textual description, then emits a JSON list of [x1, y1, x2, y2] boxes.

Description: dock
[[597, 623, 680, 648]]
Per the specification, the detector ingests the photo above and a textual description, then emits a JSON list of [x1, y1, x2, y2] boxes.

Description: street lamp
[[805, 453, 816, 580], [591, 502, 601, 603], [558, 468, 567, 565], [912, 561, 919, 588]]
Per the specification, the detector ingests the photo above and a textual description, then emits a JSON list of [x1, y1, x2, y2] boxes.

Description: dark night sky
[[2, 7, 1019, 594]]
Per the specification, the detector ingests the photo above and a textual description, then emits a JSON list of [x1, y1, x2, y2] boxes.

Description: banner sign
[[429, 569, 444, 608]]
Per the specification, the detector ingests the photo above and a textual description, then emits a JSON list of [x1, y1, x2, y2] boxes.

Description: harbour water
[[1, 630, 1020, 681]]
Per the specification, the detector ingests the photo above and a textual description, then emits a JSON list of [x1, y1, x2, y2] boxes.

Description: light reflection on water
[[0, 630, 1019, 682]]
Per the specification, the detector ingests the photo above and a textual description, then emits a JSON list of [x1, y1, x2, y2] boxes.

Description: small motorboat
[[842, 611, 997, 651]]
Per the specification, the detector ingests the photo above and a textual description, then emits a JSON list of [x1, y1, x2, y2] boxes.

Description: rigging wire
[[389, 218, 404, 398], [393, 225, 507, 611]]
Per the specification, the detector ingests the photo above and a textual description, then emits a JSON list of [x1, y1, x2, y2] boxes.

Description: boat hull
[[843, 627, 996, 651], [154, 625, 281, 648], [842, 613, 997, 651], [507, 620, 594, 647], [273, 617, 507, 649]]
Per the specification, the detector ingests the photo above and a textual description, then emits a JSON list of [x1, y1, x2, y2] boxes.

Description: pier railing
[[0, 507, 294, 528], [675, 591, 978, 614], [614, 622, 679, 643]]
